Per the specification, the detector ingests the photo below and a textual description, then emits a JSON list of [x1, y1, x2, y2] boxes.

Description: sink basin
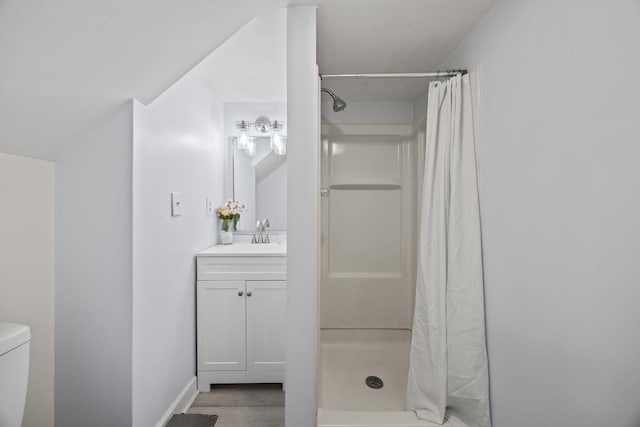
[[197, 242, 287, 257]]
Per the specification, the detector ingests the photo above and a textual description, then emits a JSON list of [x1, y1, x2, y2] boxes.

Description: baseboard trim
[[155, 376, 199, 427]]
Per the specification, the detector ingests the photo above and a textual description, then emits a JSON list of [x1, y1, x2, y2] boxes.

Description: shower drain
[[365, 375, 384, 389]]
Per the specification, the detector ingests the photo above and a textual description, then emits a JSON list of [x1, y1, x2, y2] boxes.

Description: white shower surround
[[318, 111, 422, 427], [318, 74, 487, 427]]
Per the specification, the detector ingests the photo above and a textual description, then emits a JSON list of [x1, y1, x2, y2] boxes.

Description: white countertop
[[196, 242, 287, 257]]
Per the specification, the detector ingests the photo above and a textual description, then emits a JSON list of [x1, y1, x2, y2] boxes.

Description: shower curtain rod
[[320, 69, 468, 79]]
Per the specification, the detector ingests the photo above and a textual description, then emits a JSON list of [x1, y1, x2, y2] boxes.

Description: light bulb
[[271, 130, 281, 150], [245, 138, 256, 156], [274, 137, 286, 156], [237, 130, 249, 150]]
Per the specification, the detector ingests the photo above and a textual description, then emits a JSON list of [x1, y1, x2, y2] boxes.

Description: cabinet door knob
[[246, 291, 252, 297], [238, 291, 244, 296]]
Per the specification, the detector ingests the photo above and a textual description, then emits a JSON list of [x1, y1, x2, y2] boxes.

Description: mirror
[[224, 102, 287, 232], [231, 137, 287, 231]]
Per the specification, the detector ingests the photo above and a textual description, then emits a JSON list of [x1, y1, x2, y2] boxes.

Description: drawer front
[[197, 256, 286, 281]]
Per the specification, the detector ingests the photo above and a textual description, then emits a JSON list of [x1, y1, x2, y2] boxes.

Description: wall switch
[[206, 197, 215, 217], [171, 192, 183, 217]]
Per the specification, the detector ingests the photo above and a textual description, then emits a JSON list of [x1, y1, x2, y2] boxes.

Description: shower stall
[[317, 72, 488, 427]]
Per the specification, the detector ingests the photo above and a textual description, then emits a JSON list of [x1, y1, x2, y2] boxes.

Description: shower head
[[321, 88, 347, 112], [332, 95, 347, 112]]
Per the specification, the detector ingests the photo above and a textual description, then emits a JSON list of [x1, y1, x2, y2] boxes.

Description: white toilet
[[0, 323, 30, 427]]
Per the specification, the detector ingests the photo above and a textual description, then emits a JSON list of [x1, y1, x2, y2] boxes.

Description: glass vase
[[220, 218, 234, 245]]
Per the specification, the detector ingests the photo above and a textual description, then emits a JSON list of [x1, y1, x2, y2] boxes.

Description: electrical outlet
[[206, 197, 215, 217]]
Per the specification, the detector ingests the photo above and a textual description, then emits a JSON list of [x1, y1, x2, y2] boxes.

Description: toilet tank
[[0, 323, 31, 427]]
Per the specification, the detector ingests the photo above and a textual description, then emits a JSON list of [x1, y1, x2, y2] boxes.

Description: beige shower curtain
[[406, 73, 490, 427]]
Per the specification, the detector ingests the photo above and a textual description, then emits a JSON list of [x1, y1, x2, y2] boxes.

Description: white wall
[[321, 100, 413, 125], [132, 78, 223, 427], [445, 1, 640, 426], [285, 7, 319, 427], [0, 153, 54, 427], [55, 103, 134, 427], [192, 10, 287, 104]]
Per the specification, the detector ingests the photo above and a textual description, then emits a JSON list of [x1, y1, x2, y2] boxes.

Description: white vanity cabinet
[[196, 244, 286, 392]]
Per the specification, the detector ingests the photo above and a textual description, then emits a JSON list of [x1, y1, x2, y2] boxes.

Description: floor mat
[[166, 413, 218, 427]]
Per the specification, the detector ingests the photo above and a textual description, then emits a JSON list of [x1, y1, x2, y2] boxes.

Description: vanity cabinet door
[[246, 281, 287, 371], [197, 281, 246, 371]]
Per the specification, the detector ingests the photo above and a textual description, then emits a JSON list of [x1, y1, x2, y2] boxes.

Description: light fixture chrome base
[[255, 116, 272, 133]]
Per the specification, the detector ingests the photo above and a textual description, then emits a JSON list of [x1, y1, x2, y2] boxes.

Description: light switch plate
[[205, 197, 215, 217], [171, 192, 182, 217]]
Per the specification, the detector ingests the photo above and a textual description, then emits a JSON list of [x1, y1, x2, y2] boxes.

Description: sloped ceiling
[[0, 0, 288, 160], [0, 0, 496, 160]]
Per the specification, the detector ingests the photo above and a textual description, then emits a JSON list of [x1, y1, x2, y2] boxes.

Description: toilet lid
[[0, 323, 30, 356]]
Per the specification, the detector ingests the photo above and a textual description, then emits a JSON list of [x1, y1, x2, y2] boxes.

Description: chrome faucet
[[262, 219, 270, 243], [251, 218, 270, 244], [251, 220, 261, 244]]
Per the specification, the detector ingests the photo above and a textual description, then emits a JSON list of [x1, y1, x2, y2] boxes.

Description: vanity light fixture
[[236, 120, 252, 150], [235, 116, 287, 156]]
